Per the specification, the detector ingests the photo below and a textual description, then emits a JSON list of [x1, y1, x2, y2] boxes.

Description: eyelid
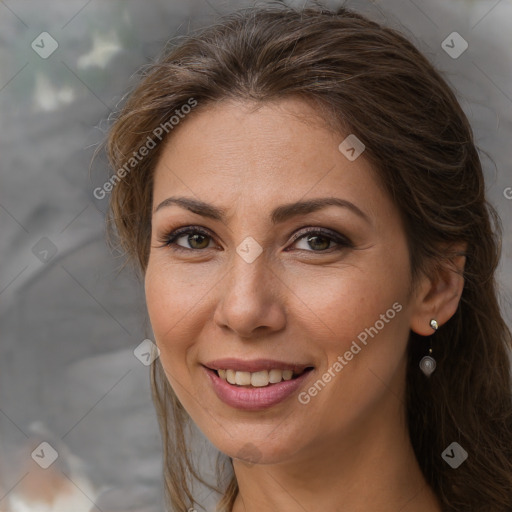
[[155, 225, 213, 250], [287, 226, 352, 249]]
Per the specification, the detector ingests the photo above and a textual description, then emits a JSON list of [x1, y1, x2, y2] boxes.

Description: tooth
[[268, 369, 283, 383], [226, 369, 236, 384], [282, 370, 293, 381], [251, 370, 270, 387], [218, 368, 299, 385], [235, 371, 251, 386]]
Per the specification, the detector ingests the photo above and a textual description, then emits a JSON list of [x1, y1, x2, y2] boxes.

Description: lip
[[203, 358, 313, 373], [203, 365, 314, 411]]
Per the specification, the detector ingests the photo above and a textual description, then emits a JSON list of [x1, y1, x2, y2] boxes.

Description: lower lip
[[203, 366, 313, 411]]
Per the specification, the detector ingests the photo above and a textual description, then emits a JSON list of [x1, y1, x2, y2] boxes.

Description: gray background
[[1, 0, 511, 511]]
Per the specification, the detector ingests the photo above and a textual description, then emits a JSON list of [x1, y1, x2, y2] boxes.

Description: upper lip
[[203, 358, 314, 373]]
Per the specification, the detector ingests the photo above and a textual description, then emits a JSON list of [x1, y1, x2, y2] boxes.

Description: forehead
[[152, 97, 387, 221]]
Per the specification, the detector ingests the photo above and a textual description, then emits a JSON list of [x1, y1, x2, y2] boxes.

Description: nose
[[213, 252, 287, 339]]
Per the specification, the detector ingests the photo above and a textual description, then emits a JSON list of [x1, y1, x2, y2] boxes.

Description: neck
[[231, 387, 441, 512]]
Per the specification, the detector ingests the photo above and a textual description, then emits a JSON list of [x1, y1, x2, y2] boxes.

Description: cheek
[[288, 258, 409, 346], [145, 267, 174, 339], [144, 257, 211, 337], [290, 258, 411, 408], [295, 286, 409, 436], [144, 263, 197, 368]]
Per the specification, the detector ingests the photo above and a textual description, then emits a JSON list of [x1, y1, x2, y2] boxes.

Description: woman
[[105, 3, 512, 511]]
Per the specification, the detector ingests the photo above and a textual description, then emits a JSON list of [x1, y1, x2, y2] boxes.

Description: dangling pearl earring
[[419, 319, 438, 376]]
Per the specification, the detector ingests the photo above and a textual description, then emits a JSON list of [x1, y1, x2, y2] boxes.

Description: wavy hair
[[105, 3, 512, 511]]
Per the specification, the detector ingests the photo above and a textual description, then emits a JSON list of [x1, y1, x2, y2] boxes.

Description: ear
[[410, 243, 467, 336]]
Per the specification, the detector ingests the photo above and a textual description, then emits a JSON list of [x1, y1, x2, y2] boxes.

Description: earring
[[419, 319, 438, 376]]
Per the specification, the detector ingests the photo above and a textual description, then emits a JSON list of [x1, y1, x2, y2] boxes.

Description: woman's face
[[145, 97, 420, 464]]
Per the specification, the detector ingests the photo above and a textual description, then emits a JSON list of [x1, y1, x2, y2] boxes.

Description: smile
[[216, 368, 310, 387], [202, 359, 315, 410]]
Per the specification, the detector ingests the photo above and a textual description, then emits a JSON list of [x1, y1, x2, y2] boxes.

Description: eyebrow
[[153, 196, 371, 225]]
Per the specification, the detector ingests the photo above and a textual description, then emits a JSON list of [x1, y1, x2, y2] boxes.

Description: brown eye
[[158, 226, 352, 254], [157, 226, 215, 252], [290, 228, 352, 252], [300, 234, 332, 251], [180, 232, 211, 250]]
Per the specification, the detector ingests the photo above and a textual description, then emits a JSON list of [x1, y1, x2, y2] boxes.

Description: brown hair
[[105, 3, 512, 511]]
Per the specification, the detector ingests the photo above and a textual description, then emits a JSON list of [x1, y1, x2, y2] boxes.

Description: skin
[[144, 97, 465, 512]]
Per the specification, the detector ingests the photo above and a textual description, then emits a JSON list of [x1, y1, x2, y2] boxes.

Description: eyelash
[[156, 225, 353, 254]]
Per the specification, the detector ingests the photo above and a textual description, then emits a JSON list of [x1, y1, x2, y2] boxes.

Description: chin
[[209, 431, 302, 467]]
